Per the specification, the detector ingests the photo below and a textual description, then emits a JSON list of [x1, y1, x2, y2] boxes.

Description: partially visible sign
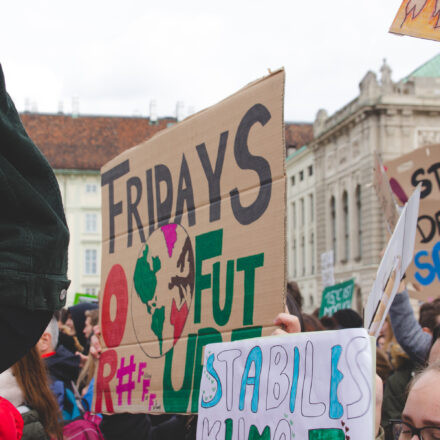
[[319, 279, 355, 318], [373, 152, 400, 234], [73, 293, 99, 305], [389, 0, 440, 42], [385, 145, 440, 301], [197, 329, 374, 440], [321, 251, 335, 288], [365, 187, 420, 337]]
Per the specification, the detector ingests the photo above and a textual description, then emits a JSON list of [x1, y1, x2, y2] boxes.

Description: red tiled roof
[[20, 113, 313, 170], [20, 113, 176, 171], [285, 123, 313, 149]]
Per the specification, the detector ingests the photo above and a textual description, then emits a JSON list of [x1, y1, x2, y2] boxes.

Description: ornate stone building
[[286, 146, 317, 310], [309, 55, 440, 311]]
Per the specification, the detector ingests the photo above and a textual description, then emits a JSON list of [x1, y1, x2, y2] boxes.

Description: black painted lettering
[[174, 154, 196, 226], [230, 104, 272, 225], [154, 164, 173, 228], [411, 167, 432, 198], [126, 177, 146, 248], [428, 163, 440, 193], [146, 169, 155, 236], [101, 160, 130, 254], [417, 215, 436, 243], [196, 131, 228, 222]]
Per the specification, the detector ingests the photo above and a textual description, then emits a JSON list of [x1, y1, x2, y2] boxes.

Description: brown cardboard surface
[[385, 144, 440, 301], [93, 70, 286, 414]]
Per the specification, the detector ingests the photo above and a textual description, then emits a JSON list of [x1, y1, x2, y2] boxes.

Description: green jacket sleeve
[[0, 64, 70, 311]]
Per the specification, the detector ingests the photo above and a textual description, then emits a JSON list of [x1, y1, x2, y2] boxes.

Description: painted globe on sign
[[131, 223, 195, 358]]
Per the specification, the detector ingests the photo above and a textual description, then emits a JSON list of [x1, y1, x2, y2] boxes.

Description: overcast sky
[[2, 0, 440, 122]]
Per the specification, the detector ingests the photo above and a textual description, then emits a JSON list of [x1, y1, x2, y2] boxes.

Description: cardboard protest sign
[[197, 329, 375, 440], [373, 152, 400, 234], [365, 187, 420, 337], [320, 251, 335, 288], [389, 0, 440, 42], [385, 145, 440, 301], [93, 70, 286, 414], [319, 279, 354, 318]]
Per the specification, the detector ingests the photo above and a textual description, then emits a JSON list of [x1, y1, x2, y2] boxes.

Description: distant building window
[[309, 295, 314, 307], [292, 202, 296, 229], [309, 194, 314, 223], [299, 170, 304, 181], [343, 191, 350, 261], [85, 249, 97, 275], [356, 185, 362, 259], [300, 198, 305, 226], [86, 183, 97, 194], [293, 239, 297, 277], [301, 235, 305, 276], [85, 286, 97, 295], [291, 175, 295, 186], [330, 196, 337, 261], [85, 213, 97, 233], [310, 232, 315, 274], [308, 165, 313, 176]]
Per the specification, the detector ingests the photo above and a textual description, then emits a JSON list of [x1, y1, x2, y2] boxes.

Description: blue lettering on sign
[[329, 345, 344, 419], [201, 354, 223, 408], [289, 346, 300, 413], [239, 346, 262, 413], [414, 241, 440, 286]]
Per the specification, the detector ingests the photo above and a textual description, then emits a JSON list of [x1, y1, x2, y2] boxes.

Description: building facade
[[286, 146, 318, 310], [306, 56, 440, 311]]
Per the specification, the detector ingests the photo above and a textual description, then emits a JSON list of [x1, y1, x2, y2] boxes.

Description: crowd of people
[[0, 280, 439, 439], [1, 62, 440, 439]]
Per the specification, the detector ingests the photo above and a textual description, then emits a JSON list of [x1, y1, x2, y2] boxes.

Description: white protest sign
[[197, 329, 374, 440], [364, 186, 421, 337], [321, 251, 335, 288]]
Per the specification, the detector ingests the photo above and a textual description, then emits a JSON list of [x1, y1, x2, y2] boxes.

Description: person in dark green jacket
[[0, 64, 70, 372]]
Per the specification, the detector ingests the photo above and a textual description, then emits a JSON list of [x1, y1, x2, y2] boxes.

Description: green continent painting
[[134, 245, 161, 312], [132, 223, 195, 358]]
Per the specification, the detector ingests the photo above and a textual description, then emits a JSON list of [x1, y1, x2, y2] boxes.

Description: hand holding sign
[[272, 313, 301, 335]]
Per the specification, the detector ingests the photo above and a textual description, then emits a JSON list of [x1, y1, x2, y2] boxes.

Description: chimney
[[24, 98, 31, 113], [72, 96, 79, 118], [176, 101, 185, 122], [31, 101, 38, 113], [58, 100, 64, 114], [149, 100, 158, 125]]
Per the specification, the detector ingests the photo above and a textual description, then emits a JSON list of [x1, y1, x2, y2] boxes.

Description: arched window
[[356, 185, 362, 259], [301, 235, 305, 276], [330, 196, 337, 261], [343, 190, 349, 261], [293, 239, 297, 277], [300, 198, 305, 226]]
